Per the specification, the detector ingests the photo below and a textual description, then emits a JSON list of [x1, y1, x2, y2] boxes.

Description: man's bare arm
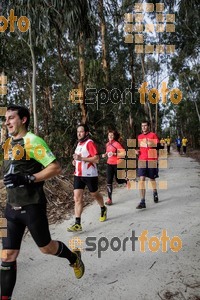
[[33, 161, 61, 182]]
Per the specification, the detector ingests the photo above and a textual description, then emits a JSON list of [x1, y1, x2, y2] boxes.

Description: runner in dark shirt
[[175, 136, 182, 154]]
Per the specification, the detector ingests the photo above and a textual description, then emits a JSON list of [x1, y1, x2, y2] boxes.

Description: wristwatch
[[27, 175, 36, 183]]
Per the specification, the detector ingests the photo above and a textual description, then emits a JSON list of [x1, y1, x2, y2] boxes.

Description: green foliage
[[1, 0, 199, 170], [166, 0, 200, 147]]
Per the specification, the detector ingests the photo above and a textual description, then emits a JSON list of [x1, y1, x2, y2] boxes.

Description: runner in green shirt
[[1, 105, 85, 300]]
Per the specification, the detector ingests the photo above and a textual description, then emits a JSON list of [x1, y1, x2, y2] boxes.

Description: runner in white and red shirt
[[102, 130, 127, 205], [67, 124, 107, 232], [135, 121, 160, 209]]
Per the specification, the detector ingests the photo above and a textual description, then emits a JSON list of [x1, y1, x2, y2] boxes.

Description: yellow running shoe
[[67, 224, 82, 232], [99, 206, 107, 222], [70, 249, 85, 279]]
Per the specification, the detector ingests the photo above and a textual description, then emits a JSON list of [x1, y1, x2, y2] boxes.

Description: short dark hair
[[7, 104, 30, 129], [77, 123, 90, 133], [141, 120, 150, 126]]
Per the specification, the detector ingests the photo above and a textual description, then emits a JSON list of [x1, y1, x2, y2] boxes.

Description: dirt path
[[1, 149, 200, 300]]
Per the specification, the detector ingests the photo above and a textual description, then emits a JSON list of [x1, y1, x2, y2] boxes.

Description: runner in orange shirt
[[135, 121, 160, 209], [102, 130, 126, 205]]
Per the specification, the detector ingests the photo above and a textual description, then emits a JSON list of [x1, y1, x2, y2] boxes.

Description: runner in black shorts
[[137, 162, 159, 179], [136, 121, 160, 209], [1, 105, 85, 300], [67, 124, 107, 232], [102, 130, 127, 205], [74, 176, 98, 193]]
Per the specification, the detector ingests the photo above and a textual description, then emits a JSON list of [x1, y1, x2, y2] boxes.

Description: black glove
[[3, 173, 35, 188]]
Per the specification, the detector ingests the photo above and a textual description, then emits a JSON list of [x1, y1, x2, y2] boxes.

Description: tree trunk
[[29, 25, 38, 134], [140, 54, 153, 128], [98, 0, 110, 88], [0, 122, 7, 144], [27, 71, 33, 115], [184, 75, 200, 123], [128, 45, 135, 138], [98, 0, 111, 136], [43, 86, 52, 136], [98, 0, 110, 87], [78, 33, 87, 124]]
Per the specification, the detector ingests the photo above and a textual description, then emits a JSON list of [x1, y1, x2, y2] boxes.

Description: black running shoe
[[153, 194, 159, 203], [136, 202, 146, 209]]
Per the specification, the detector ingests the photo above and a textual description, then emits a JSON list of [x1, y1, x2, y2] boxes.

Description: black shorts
[[2, 203, 51, 250], [107, 164, 127, 185], [74, 176, 98, 193], [138, 161, 159, 179]]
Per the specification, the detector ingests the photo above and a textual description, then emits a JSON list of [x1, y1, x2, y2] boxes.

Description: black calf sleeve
[[0, 261, 17, 300], [107, 184, 113, 199], [55, 241, 76, 265]]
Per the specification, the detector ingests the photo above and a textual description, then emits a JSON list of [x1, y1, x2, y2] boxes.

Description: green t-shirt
[[2, 132, 56, 206]]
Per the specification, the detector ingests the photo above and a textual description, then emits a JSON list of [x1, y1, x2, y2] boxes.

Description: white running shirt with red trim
[[74, 139, 98, 177]]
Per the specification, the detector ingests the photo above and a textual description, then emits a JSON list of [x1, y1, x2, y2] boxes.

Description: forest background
[[0, 0, 199, 169]]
